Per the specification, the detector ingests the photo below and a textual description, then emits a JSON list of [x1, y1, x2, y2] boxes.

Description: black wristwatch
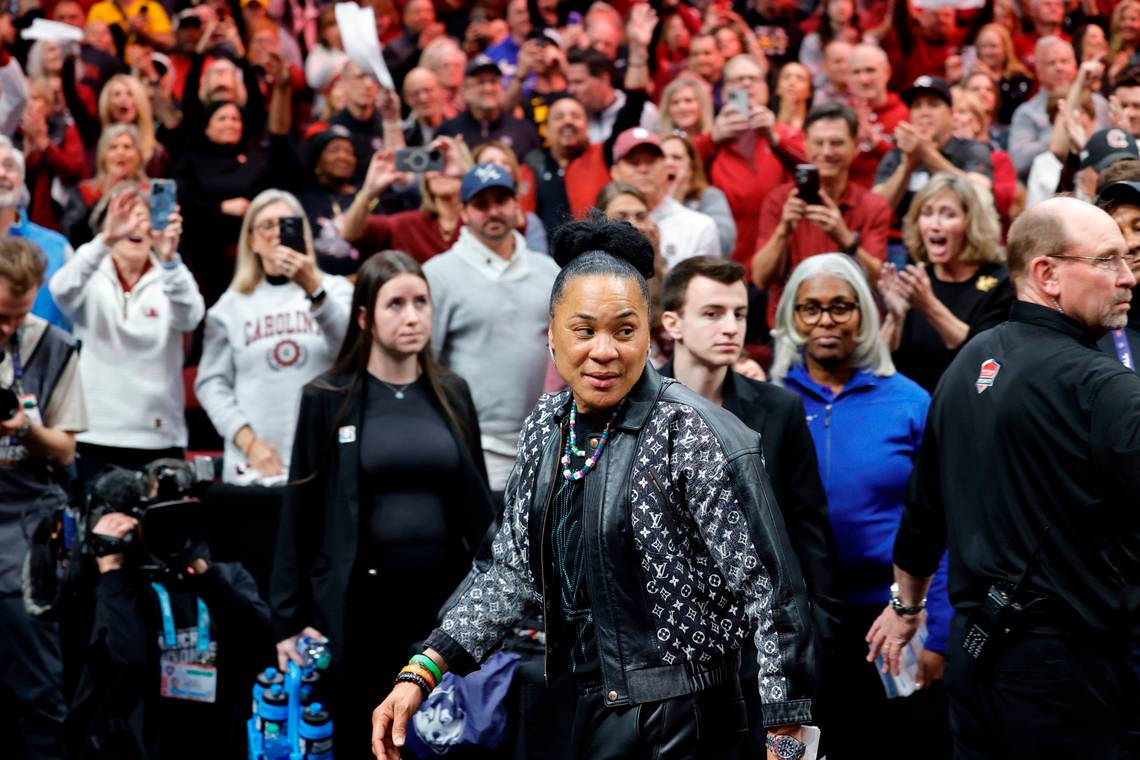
[[766, 734, 807, 760], [306, 285, 327, 307], [843, 231, 861, 257], [890, 582, 926, 616]]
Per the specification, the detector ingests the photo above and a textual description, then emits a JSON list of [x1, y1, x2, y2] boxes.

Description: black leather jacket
[[426, 366, 814, 727]]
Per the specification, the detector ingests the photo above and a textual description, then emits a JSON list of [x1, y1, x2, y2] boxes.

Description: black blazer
[[660, 363, 839, 622], [269, 369, 494, 653]]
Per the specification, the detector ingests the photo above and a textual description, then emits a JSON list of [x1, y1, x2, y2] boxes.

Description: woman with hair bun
[[371, 214, 815, 760]]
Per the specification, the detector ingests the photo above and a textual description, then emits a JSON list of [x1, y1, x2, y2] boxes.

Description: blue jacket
[[12, 209, 72, 332], [784, 363, 951, 654]]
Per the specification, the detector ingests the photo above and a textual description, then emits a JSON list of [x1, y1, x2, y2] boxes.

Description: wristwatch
[[305, 285, 327, 307], [766, 734, 807, 760], [890, 581, 926, 616], [843, 230, 861, 257]]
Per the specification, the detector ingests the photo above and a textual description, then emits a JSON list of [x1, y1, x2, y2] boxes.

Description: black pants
[[571, 677, 749, 760], [0, 596, 66, 759], [815, 603, 950, 759], [946, 615, 1140, 759]]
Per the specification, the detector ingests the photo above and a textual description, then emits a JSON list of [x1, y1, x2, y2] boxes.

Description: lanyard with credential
[[150, 582, 212, 659], [1112, 329, 1136, 372], [7, 337, 24, 395]]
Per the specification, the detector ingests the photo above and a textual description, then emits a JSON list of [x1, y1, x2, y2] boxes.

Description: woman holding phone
[[195, 189, 352, 485], [49, 184, 204, 482]]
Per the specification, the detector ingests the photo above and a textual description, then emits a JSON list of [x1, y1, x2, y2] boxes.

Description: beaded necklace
[[561, 399, 623, 481]]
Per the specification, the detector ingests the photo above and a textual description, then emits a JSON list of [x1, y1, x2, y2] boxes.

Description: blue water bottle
[[252, 667, 284, 728], [258, 683, 290, 742], [262, 722, 291, 760], [298, 702, 334, 759]]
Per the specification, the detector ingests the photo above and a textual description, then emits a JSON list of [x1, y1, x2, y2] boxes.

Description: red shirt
[[697, 126, 805, 277], [756, 180, 891, 326], [565, 143, 612, 221], [25, 123, 88, 232], [903, 35, 954, 83], [359, 209, 460, 263], [850, 93, 908, 189]]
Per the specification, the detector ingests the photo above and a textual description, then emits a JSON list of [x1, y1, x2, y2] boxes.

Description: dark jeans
[[0, 595, 66, 759], [571, 676, 749, 760], [946, 614, 1140, 759]]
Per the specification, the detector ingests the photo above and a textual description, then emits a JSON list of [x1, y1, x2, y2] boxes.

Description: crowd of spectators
[[0, 0, 1137, 755]]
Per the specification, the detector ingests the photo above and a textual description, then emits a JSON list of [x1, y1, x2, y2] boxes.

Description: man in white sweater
[[424, 164, 560, 490]]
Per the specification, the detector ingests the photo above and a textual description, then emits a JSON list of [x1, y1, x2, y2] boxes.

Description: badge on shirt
[[159, 660, 218, 703], [975, 358, 1001, 394], [339, 425, 356, 444], [975, 275, 998, 292]]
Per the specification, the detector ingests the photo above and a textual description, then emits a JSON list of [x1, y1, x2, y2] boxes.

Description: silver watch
[[766, 734, 806, 760], [890, 582, 926, 616]]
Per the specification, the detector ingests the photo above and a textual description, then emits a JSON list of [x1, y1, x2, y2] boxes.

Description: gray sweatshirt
[[195, 276, 352, 484], [424, 227, 559, 445]]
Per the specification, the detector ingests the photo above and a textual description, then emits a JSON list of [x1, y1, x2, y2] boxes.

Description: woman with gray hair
[[880, 172, 1013, 392], [770, 253, 953, 757], [195, 188, 352, 485]]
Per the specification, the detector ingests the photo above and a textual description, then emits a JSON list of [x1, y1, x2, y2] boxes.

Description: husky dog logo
[[412, 684, 465, 753], [473, 164, 504, 183], [975, 358, 1000, 393]]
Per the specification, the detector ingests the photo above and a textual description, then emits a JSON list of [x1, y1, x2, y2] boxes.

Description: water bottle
[[299, 668, 322, 705], [296, 636, 331, 670], [262, 722, 292, 760], [258, 683, 290, 740], [252, 668, 284, 728], [298, 702, 334, 759]]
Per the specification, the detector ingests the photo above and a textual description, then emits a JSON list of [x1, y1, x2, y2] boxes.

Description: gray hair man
[[1008, 37, 1111, 178]]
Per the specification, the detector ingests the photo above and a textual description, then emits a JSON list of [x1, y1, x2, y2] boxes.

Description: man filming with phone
[[753, 102, 891, 327], [0, 235, 86, 759]]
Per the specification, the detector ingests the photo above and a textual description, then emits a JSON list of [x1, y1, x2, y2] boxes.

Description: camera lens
[[408, 151, 428, 171]]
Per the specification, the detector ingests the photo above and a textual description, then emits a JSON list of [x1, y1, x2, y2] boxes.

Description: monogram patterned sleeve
[[425, 394, 563, 673], [657, 405, 813, 726]]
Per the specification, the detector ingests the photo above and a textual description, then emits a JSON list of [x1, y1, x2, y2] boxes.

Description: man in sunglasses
[[868, 196, 1140, 757]]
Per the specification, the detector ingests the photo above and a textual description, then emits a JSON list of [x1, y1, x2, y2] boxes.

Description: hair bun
[[551, 214, 656, 279]]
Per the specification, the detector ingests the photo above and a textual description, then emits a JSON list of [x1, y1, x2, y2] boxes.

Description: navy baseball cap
[[461, 163, 516, 203], [1095, 179, 1140, 209], [465, 54, 502, 78], [1079, 128, 1140, 172]]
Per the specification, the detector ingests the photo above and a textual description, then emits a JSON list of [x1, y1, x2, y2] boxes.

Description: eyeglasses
[[253, 219, 280, 235], [1046, 253, 1136, 272], [794, 301, 859, 324], [724, 73, 762, 85]]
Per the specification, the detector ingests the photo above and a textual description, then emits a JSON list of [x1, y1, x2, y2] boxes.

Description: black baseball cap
[[1095, 179, 1140, 209], [465, 54, 502, 78], [1079, 128, 1140, 172], [902, 76, 952, 108]]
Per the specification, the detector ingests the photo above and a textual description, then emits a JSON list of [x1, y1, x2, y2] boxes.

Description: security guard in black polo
[[866, 197, 1140, 758]]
